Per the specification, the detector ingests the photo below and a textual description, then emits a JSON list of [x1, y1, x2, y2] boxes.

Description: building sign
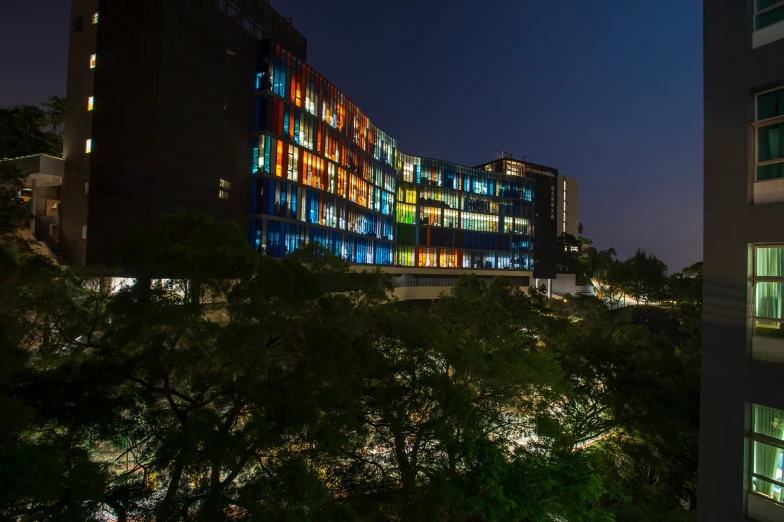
[[526, 164, 558, 279]]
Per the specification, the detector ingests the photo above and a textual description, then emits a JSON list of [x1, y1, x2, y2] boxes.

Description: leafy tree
[[0, 207, 700, 521], [0, 96, 65, 159], [542, 294, 698, 519], [622, 249, 667, 306]]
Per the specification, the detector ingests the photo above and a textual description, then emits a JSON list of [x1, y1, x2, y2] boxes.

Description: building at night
[[60, 0, 576, 300], [701, 2, 784, 520]]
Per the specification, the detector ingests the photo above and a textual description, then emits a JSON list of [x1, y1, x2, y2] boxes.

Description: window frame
[[748, 403, 784, 505], [756, 1, 784, 31], [754, 86, 784, 182], [751, 245, 784, 339]]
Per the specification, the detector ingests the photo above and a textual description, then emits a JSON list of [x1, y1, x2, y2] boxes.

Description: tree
[[542, 294, 699, 519], [0, 96, 65, 159], [622, 250, 667, 306], [0, 208, 700, 521]]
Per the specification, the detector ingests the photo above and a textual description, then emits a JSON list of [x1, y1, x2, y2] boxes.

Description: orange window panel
[[274, 141, 282, 178]]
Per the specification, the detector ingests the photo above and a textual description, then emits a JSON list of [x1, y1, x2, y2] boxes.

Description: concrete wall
[[61, 0, 302, 267], [61, 0, 99, 266], [701, 2, 784, 520]]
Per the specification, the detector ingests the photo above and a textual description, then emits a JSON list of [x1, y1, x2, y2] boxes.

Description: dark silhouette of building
[[701, 2, 784, 520]]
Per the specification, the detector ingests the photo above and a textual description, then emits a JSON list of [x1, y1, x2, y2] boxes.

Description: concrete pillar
[[29, 177, 37, 235]]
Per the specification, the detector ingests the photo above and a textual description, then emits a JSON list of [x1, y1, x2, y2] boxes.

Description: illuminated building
[[60, 0, 576, 299], [701, 1, 784, 521]]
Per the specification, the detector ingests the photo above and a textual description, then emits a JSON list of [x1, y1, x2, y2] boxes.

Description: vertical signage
[[526, 164, 558, 279]]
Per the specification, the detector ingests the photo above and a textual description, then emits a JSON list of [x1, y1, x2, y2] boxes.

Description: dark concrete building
[[701, 2, 784, 520], [62, 0, 306, 266]]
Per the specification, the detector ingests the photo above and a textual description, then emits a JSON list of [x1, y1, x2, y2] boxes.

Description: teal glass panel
[[759, 0, 784, 12], [758, 88, 784, 120], [759, 123, 784, 162], [758, 163, 784, 181], [757, 5, 784, 29]]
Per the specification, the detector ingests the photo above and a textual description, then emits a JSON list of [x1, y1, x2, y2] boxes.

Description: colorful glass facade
[[251, 40, 535, 270]]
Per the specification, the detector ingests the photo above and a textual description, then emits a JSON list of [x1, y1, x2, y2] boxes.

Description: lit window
[[752, 245, 784, 337], [87, 96, 94, 111], [84, 182, 89, 196], [756, 86, 784, 181], [90, 54, 96, 69], [748, 403, 784, 505], [756, 0, 784, 30], [85, 139, 92, 153], [219, 178, 231, 189], [92, 12, 99, 24], [219, 189, 229, 199], [82, 225, 88, 240]]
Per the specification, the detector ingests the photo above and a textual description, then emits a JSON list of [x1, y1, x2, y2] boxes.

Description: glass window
[[92, 12, 99, 24], [219, 179, 231, 189], [85, 139, 92, 154], [757, 2, 784, 30], [87, 96, 94, 111], [750, 403, 784, 503], [758, 88, 784, 120], [218, 189, 229, 199], [759, 123, 784, 162], [754, 246, 784, 337], [756, 88, 784, 181], [90, 54, 96, 69]]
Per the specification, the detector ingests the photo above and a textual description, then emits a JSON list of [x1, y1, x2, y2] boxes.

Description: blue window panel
[[252, 147, 260, 174], [254, 96, 262, 131], [263, 136, 272, 174], [262, 178, 275, 215], [294, 111, 300, 144], [250, 219, 263, 251], [266, 220, 286, 257], [250, 178, 259, 214], [283, 105, 290, 136]]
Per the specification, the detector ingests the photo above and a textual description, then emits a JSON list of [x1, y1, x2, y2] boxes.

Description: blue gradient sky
[[0, 0, 703, 272]]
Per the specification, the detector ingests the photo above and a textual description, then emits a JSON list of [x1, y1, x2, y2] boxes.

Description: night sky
[[0, 0, 703, 272]]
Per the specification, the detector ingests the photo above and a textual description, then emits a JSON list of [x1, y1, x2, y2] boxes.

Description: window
[[219, 178, 231, 189], [752, 246, 784, 337], [84, 182, 89, 196], [749, 403, 784, 504], [219, 189, 229, 199], [756, 87, 784, 181], [85, 139, 92, 154], [82, 225, 88, 240], [757, 1, 784, 30], [73, 16, 83, 32], [87, 96, 94, 111], [92, 12, 99, 24], [90, 54, 96, 69]]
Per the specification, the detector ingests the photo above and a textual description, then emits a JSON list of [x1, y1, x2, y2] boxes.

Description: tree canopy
[[0, 198, 700, 520], [0, 96, 65, 159]]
